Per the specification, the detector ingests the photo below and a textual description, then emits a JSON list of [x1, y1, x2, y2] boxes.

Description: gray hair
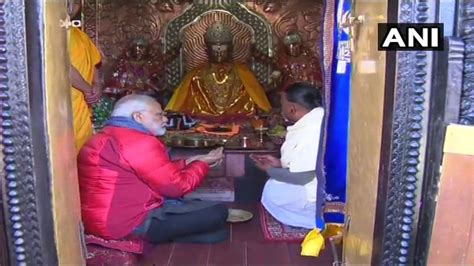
[[111, 94, 158, 117]]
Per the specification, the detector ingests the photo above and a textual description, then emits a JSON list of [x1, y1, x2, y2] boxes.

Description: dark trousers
[[145, 203, 229, 244]]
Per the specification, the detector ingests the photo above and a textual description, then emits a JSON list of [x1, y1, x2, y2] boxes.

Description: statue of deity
[[165, 22, 272, 122], [104, 38, 171, 101], [278, 32, 323, 89]]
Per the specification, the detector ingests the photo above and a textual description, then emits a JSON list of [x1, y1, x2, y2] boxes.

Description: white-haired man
[[77, 94, 229, 244]]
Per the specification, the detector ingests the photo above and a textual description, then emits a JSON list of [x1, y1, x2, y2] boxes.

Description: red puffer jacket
[[77, 126, 209, 239]]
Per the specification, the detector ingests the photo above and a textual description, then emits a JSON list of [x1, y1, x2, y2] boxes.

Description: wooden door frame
[[370, 0, 439, 263], [0, 1, 58, 265], [370, 0, 473, 264], [1, 0, 472, 265], [414, 0, 473, 264]]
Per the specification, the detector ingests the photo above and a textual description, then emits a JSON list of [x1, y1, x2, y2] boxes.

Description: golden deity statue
[[165, 22, 271, 122], [279, 32, 322, 88]]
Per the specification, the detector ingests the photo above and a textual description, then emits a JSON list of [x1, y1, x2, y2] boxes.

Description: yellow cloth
[[166, 62, 271, 117], [322, 223, 344, 240], [68, 27, 101, 153], [301, 223, 344, 257], [301, 228, 325, 257]]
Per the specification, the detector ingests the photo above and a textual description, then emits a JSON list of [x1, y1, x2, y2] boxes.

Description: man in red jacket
[[77, 94, 228, 244]]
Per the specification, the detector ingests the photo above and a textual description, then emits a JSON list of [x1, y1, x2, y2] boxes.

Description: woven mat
[[259, 204, 310, 242]]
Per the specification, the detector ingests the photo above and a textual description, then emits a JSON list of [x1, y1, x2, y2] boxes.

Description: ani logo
[[378, 23, 444, 51]]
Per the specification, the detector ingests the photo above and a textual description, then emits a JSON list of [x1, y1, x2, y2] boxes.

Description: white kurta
[[261, 107, 324, 229]]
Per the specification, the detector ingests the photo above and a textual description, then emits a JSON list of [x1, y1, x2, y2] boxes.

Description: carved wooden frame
[[0, 1, 58, 265], [413, 0, 472, 263], [372, 0, 439, 264], [413, 37, 465, 265], [458, 0, 474, 125], [1, 0, 468, 265]]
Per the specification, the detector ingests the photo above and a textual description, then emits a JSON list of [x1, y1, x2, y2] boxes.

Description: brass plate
[[227, 209, 253, 223]]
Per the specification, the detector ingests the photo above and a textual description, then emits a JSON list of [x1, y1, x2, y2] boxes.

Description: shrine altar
[[166, 131, 280, 178]]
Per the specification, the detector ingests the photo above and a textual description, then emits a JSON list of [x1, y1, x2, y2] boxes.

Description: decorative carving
[[82, 0, 98, 41], [225, 2, 273, 85], [83, 0, 181, 79], [444, 38, 464, 122], [154, 0, 174, 12], [171, 0, 193, 4], [164, 2, 272, 87], [1, 1, 49, 264], [380, 0, 434, 264], [163, 4, 209, 87], [272, 1, 323, 59], [413, 37, 465, 264], [458, 1, 474, 125], [180, 11, 253, 72], [255, 0, 282, 13], [277, 31, 323, 88], [104, 38, 169, 96], [83, 0, 326, 92]]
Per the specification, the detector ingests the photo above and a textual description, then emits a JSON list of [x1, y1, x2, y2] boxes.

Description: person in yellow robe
[[68, 1, 102, 153], [166, 22, 271, 121]]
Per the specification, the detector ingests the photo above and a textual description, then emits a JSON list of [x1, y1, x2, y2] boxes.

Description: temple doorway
[[1, 0, 471, 265]]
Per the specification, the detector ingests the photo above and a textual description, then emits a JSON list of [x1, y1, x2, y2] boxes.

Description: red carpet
[[85, 234, 151, 265], [86, 245, 139, 265], [259, 205, 310, 242]]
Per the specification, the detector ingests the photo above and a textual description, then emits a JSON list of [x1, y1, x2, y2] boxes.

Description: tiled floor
[[139, 204, 335, 266]]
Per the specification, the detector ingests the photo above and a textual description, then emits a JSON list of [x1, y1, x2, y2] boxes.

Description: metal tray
[[169, 136, 221, 148]]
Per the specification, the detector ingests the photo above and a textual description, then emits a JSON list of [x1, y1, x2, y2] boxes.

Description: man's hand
[[208, 147, 224, 158], [207, 147, 224, 167], [186, 147, 224, 166], [85, 67, 103, 105], [251, 157, 272, 171], [250, 154, 282, 171], [249, 154, 281, 168], [70, 66, 102, 105], [84, 88, 102, 105]]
